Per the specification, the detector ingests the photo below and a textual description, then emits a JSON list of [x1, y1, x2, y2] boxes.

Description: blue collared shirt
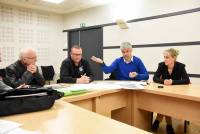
[[123, 57, 134, 64]]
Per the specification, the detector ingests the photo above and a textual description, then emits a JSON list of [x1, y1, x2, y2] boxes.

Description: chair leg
[[184, 120, 190, 133], [150, 112, 154, 126], [184, 120, 187, 133]]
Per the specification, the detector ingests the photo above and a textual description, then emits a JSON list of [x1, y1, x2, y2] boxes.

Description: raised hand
[[91, 56, 103, 64]]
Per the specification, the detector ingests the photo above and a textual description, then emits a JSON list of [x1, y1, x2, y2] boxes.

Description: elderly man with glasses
[[3, 48, 45, 88]]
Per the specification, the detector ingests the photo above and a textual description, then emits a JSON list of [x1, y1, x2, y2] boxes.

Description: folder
[[55, 88, 88, 96]]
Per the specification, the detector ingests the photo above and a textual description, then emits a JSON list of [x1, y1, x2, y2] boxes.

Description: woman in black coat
[[152, 48, 190, 134]]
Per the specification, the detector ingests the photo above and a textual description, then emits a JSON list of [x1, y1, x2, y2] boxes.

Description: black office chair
[[57, 79, 60, 83], [183, 82, 192, 133], [0, 69, 6, 78], [105, 71, 117, 80], [184, 120, 190, 133], [151, 113, 190, 133], [41, 66, 55, 85]]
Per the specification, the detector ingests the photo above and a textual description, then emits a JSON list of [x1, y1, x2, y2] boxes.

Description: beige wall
[[0, 0, 199, 83], [0, 3, 67, 81], [63, 0, 200, 84], [103, 12, 200, 74], [63, 0, 200, 29]]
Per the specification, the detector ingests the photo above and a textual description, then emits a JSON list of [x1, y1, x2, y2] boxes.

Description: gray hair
[[120, 42, 132, 50]]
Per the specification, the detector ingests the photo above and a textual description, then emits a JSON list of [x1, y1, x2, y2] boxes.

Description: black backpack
[[0, 88, 63, 116]]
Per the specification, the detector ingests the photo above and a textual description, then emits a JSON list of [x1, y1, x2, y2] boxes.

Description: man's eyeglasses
[[71, 53, 82, 56], [24, 56, 37, 60]]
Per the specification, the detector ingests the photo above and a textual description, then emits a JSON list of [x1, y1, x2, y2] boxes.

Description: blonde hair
[[164, 48, 179, 59]]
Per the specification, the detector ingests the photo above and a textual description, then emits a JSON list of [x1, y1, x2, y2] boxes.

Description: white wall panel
[[104, 12, 200, 46], [0, 4, 66, 75]]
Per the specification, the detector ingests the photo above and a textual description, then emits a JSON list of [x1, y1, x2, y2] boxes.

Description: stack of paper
[[0, 120, 21, 134], [67, 84, 121, 91], [44, 84, 67, 89], [63, 81, 146, 91], [0, 120, 41, 134], [114, 81, 146, 89], [7, 128, 41, 134], [49, 81, 147, 96], [90, 81, 146, 90]]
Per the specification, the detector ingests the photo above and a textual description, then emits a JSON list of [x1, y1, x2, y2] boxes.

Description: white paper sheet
[[64, 81, 146, 91], [64, 83, 121, 91], [7, 128, 41, 134], [0, 120, 21, 134], [0, 120, 41, 134]]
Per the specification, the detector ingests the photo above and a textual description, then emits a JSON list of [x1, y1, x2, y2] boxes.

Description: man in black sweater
[[3, 48, 45, 88], [60, 45, 93, 84]]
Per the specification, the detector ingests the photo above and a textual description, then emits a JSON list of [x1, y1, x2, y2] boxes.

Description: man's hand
[[76, 75, 90, 84], [27, 64, 37, 74], [164, 79, 173, 85], [129, 72, 138, 78], [91, 56, 103, 64]]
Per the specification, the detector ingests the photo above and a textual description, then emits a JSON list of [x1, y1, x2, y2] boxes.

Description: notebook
[[55, 88, 88, 96]]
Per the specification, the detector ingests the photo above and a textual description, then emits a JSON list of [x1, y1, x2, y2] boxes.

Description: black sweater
[[60, 58, 93, 83], [153, 62, 190, 85]]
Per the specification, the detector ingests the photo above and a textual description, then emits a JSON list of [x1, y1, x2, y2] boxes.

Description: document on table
[[64, 83, 121, 91], [0, 120, 21, 134], [44, 84, 68, 89], [7, 128, 41, 134], [92, 81, 147, 90], [114, 81, 146, 89], [0, 120, 41, 134], [64, 81, 147, 91]]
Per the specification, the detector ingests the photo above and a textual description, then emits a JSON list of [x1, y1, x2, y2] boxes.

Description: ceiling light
[[42, 0, 64, 4]]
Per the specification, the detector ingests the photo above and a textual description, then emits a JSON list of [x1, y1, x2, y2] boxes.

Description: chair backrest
[[41, 66, 55, 81], [0, 69, 6, 78], [57, 79, 60, 83], [105, 71, 117, 80]]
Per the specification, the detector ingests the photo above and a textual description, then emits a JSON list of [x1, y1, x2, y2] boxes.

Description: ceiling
[[0, 0, 110, 14]]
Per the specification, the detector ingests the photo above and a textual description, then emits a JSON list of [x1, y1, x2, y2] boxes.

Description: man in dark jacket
[[3, 48, 45, 88], [60, 45, 93, 83]]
